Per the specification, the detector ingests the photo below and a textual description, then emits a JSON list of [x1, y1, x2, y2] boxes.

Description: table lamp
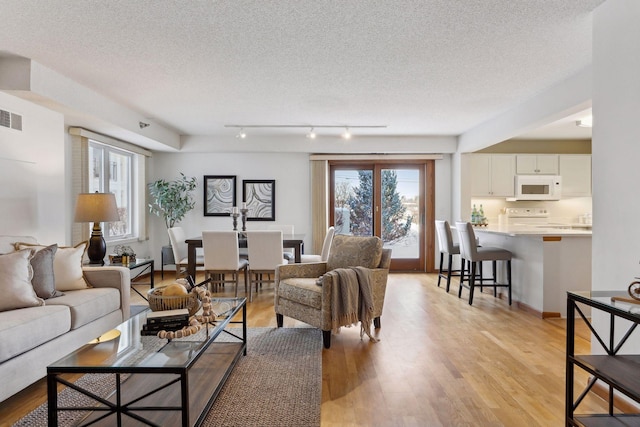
[[74, 192, 119, 265]]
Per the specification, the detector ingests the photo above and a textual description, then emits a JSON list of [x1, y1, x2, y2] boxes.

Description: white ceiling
[[0, 0, 601, 141]]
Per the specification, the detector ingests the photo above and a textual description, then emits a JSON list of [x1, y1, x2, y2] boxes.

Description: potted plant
[[148, 173, 198, 229]]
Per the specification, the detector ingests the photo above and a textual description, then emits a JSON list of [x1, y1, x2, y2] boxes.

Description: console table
[[89, 259, 155, 301], [566, 290, 640, 426]]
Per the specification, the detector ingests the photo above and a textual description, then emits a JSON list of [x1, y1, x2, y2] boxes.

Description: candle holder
[[232, 212, 240, 231], [241, 208, 249, 231]]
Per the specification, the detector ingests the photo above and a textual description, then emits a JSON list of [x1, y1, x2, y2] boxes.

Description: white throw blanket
[[324, 266, 379, 342]]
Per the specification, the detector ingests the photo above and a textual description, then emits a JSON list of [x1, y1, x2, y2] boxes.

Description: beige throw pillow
[[16, 241, 89, 291], [0, 249, 45, 312], [326, 235, 383, 271]]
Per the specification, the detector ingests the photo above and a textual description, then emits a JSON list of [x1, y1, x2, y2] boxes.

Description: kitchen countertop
[[472, 223, 592, 237]]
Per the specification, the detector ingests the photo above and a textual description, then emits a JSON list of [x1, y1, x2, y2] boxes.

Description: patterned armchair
[[275, 235, 392, 349]]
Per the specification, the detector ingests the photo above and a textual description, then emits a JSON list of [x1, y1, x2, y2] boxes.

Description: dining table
[[185, 233, 306, 279]]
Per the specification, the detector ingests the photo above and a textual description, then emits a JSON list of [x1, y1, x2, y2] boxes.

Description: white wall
[[0, 92, 66, 243], [592, 0, 640, 292], [146, 151, 311, 264], [591, 0, 640, 351]]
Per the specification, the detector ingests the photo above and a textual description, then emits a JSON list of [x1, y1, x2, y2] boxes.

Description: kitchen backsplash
[[470, 197, 592, 225]]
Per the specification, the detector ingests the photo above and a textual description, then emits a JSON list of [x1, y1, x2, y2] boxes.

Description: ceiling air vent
[[0, 109, 23, 131]]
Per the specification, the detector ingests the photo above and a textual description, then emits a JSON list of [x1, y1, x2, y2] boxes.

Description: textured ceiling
[[0, 0, 603, 138]]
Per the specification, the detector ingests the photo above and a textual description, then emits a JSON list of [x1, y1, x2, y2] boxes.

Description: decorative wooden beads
[[156, 285, 218, 340]]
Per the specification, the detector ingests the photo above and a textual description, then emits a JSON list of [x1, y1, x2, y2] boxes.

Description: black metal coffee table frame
[[47, 298, 246, 426]]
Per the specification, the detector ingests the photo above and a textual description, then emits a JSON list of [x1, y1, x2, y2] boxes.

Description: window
[[89, 140, 137, 241]]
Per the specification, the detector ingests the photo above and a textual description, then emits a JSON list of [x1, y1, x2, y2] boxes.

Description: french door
[[329, 160, 434, 272]]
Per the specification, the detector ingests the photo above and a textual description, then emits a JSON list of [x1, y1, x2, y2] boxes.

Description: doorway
[[329, 160, 435, 272]]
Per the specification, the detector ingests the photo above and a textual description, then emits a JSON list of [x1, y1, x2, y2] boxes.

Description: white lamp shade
[[74, 193, 120, 223]]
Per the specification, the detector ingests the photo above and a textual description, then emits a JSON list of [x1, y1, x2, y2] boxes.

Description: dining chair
[[455, 221, 512, 306], [266, 224, 295, 262], [168, 226, 204, 279], [300, 226, 335, 263], [245, 230, 288, 302], [202, 231, 249, 297], [435, 220, 464, 292]]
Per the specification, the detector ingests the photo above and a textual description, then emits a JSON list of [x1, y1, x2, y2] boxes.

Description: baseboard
[[474, 289, 551, 318], [591, 379, 640, 413], [515, 301, 543, 318], [542, 311, 561, 319]]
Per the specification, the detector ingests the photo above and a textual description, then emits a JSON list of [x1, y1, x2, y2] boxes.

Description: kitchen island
[[472, 224, 591, 318]]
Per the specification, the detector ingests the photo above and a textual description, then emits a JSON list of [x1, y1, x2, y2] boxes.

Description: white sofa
[[0, 236, 131, 403]]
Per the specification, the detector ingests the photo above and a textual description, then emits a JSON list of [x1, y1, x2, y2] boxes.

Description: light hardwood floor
[[0, 272, 606, 426]]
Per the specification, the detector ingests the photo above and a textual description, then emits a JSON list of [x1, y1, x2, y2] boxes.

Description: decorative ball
[[163, 283, 188, 296]]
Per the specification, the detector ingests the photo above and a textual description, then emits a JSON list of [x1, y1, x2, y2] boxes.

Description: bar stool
[[435, 220, 464, 292], [455, 221, 512, 306]]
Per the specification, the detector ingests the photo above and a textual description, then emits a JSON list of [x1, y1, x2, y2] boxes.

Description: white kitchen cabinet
[[559, 154, 591, 197], [470, 154, 515, 197], [516, 154, 559, 174]]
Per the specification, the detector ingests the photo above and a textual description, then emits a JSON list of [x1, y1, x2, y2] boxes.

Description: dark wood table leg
[[294, 243, 302, 263], [187, 242, 196, 278], [150, 260, 155, 289]]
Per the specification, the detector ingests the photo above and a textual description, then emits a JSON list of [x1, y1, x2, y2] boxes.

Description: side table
[[99, 259, 155, 300]]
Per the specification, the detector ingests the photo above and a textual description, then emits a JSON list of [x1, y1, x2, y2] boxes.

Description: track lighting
[[225, 124, 386, 139], [139, 121, 150, 129], [306, 128, 317, 139]]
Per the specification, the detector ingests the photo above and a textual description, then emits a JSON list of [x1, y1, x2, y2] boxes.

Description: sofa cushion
[[0, 249, 44, 312], [278, 277, 323, 309], [326, 235, 383, 271], [30, 244, 64, 299], [44, 287, 120, 330], [16, 241, 89, 291], [0, 305, 70, 363]]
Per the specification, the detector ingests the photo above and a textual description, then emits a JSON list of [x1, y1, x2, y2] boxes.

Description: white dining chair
[[267, 224, 295, 262], [246, 230, 288, 302], [300, 226, 335, 263], [168, 226, 204, 279], [202, 231, 249, 297]]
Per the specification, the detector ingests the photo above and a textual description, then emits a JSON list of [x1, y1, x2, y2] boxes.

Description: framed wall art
[[204, 175, 236, 216], [242, 179, 275, 221]]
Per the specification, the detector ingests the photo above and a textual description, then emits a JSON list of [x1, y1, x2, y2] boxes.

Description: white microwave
[[511, 175, 562, 200]]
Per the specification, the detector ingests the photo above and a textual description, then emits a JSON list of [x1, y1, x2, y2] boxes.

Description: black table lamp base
[[87, 223, 106, 265]]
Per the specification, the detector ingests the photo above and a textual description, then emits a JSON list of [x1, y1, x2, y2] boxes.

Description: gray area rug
[[13, 327, 321, 427]]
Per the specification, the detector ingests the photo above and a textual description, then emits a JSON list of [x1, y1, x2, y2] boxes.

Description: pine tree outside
[[333, 168, 419, 258]]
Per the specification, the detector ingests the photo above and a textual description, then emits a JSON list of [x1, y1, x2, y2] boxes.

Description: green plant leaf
[[148, 173, 197, 229]]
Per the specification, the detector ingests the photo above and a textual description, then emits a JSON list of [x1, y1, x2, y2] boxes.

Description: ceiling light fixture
[[576, 116, 593, 128], [139, 121, 150, 129], [236, 128, 247, 139], [306, 128, 317, 139], [342, 127, 352, 140]]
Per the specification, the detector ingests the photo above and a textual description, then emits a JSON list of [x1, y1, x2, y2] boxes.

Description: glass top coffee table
[[47, 297, 246, 426]]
